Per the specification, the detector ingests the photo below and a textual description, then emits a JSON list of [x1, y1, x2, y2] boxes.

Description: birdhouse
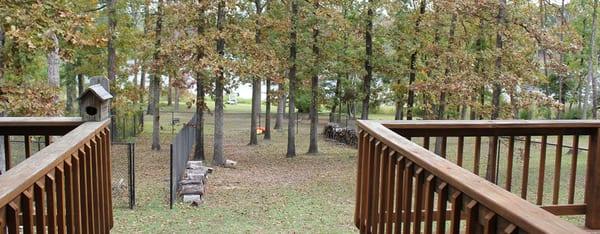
[[78, 84, 113, 121]]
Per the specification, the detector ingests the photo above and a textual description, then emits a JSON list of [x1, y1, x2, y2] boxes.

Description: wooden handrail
[[381, 120, 600, 129], [0, 117, 83, 135], [0, 119, 112, 233], [0, 117, 83, 126], [356, 120, 584, 233]]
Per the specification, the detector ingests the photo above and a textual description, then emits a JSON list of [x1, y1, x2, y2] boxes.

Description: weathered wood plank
[[585, 128, 600, 228], [521, 136, 531, 199], [435, 182, 448, 234], [56, 164, 67, 234], [46, 172, 57, 234], [357, 120, 583, 233], [413, 167, 424, 234], [568, 135, 579, 204], [24, 135, 31, 158], [394, 156, 405, 234], [385, 151, 396, 234], [449, 191, 462, 233], [21, 188, 34, 234], [423, 175, 435, 234], [34, 180, 46, 234], [506, 136, 514, 191], [0, 120, 110, 206], [541, 204, 586, 216], [465, 200, 479, 234], [553, 135, 563, 204], [474, 136, 481, 176], [457, 136, 464, 166], [537, 135, 547, 205], [402, 161, 414, 234], [3, 135, 10, 170], [354, 131, 365, 228]]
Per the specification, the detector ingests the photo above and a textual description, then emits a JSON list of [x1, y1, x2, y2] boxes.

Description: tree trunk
[[133, 60, 139, 87], [491, 0, 505, 121], [194, 5, 207, 161], [434, 10, 456, 153], [0, 135, 4, 174], [436, 12, 457, 121], [47, 32, 60, 88], [194, 74, 205, 160], [287, 0, 298, 157], [66, 77, 76, 113], [406, 0, 426, 120], [77, 74, 84, 95], [140, 67, 146, 103], [469, 95, 477, 120], [151, 0, 164, 151], [174, 87, 180, 112], [308, 0, 320, 154], [0, 23, 4, 171], [250, 0, 264, 146], [557, 0, 566, 119], [474, 19, 486, 120], [361, 0, 373, 120], [275, 84, 285, 129], [213, 0, 226, 166], [107, 0, 117, 81], [167, 73, 172, 106], [330, 75, 342, 122], [249, 76, 260, 145], [588, 0, 599, 119], [147, 81, 154, 114], [0, 24, 4, 80], [264, 79, 272, 140], [540, 0, 550, 97], [487, 0, 506, 183], [140, 1, 149, 104]]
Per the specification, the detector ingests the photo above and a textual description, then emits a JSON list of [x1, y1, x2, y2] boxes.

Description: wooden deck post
[[586, 128, 600, 229]]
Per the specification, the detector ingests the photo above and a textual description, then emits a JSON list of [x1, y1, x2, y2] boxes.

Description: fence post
[[586, 128, 600, 228], [128, 143, 135, 209], [169, 143, 174, 210], [110, 115, 116, 143]]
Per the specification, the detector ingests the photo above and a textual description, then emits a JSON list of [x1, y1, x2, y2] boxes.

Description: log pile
[[179, 161, 213, 206], [324, 123, 358, 147]]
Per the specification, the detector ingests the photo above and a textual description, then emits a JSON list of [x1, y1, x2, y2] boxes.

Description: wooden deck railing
[[355, 120, 595, 233], [0, 118, 112, 234], [2, 117, 83, 171]]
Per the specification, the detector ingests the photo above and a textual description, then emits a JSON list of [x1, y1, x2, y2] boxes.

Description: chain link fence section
[[170, 113, 197, 209], [111, 142, 135, 209], [110, 109, 144, 143]]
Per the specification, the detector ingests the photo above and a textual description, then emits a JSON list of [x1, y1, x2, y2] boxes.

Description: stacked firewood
[[179, 161, 213, 206], [324, 123, 358, 147]]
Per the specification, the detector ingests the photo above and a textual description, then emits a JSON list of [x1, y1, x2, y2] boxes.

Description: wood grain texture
[[357, 120, 584, 233], [0, 119, 112, 234]]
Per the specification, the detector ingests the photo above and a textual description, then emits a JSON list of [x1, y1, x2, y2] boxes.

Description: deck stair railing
[[355, 120, 600, 233], [0, 117, 112, 234]]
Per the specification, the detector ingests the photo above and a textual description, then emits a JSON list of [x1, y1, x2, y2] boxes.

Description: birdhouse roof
[[78, 84, 113, 101]]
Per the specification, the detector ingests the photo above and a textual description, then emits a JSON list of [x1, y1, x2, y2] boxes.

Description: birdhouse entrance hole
[[86, 106, 98, 116]]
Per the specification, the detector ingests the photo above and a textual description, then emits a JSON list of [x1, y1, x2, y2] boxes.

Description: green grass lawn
[[109, 102, 590, 233], [111, 109, 358, 233]]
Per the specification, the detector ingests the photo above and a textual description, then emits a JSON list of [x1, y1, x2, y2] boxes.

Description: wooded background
[[0, 0, 598, 160]]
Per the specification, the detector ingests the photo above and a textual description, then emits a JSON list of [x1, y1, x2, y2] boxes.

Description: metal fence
[[169, 113, 197, 209], [111, 142, 136, 209], [4, 136, 49, 169], [110, 110, 144, 142]]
